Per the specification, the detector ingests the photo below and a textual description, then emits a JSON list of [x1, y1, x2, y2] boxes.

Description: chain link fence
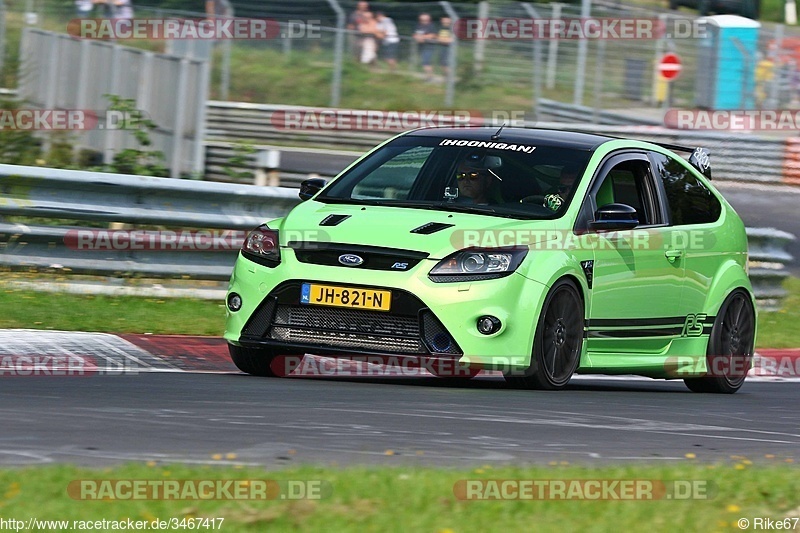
[[5, 0, 800, 124]]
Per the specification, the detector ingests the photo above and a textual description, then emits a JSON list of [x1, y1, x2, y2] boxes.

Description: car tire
[[684, 289, 755, 394], [505, 279, 584, 390], [228, 344, 282, 377]]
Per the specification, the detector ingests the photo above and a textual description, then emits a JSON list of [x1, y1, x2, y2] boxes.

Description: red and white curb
[[0, 329, 798, 380]]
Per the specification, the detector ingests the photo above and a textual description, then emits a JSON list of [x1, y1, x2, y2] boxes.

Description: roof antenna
[[491, 122, 505, 141]]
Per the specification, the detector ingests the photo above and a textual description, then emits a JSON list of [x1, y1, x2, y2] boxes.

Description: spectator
[[438, 16, 453, 79], [413, 13, 437, 82], [347, 1, 370, 59], [358, 11, 380, 65], [375, 12, 399, 71]]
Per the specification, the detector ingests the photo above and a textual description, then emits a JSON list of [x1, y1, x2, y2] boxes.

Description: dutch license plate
[[300, 283, 391, 311]]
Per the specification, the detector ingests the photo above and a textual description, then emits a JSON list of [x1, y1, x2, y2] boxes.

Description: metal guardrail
[[0, 164, 794, 309], [204, 101, 792, 186], [0, 163, 299, 228], [0, 164, 301, 280], [747, 228, 796, 310], [204, 141, 358, 185]]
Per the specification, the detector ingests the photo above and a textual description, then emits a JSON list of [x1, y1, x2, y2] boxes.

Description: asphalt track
[[2, 367, 799, 467]]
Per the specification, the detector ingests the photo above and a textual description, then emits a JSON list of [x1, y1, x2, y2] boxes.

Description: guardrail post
[[254, 149, 281, 187]]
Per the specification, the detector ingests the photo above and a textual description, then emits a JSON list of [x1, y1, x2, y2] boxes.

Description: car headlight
[[429, 248, 528, 282], [241, 225, 280, 266]]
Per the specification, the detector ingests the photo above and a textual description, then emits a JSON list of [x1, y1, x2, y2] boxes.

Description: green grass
[[1, 277, 799, 347], [0, 461, 798, 532], [0, 287, 225, 335]]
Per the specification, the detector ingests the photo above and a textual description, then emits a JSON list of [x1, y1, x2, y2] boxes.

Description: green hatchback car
[[224, 128, 756, 393]]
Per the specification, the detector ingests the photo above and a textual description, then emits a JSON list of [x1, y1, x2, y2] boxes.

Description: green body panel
[[225, 136, 755, 379], [225, 249, 552, 371]]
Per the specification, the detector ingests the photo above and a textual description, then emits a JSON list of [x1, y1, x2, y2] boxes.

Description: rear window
[[651, 152, 721, 226]]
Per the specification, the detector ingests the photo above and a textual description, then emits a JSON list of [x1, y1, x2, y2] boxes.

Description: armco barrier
[[204, 101, 790, 186], [747, 227, 796, 310], [0, 163, 300, 228], [0, 164, 300, 280], [0, 164, 794, 309]]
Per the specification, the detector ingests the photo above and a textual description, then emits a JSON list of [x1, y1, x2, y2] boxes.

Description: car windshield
[[317, 134, 593, 219]]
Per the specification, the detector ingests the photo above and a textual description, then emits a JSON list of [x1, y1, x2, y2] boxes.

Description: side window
[[651, 152, 721, 225], [592, 159, 657, 226], [351, 146, 434, 200]]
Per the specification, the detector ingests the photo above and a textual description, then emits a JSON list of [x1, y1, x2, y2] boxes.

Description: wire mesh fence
[[5, 0, 800, 124]]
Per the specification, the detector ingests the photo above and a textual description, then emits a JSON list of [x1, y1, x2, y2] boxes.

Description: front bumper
[[224, 250, 551, 370]]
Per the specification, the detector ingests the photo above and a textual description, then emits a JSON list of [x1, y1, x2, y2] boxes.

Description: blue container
[[695, 15, 761, 109]]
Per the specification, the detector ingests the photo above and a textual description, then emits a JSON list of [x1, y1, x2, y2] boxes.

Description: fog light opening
[[227, 293, 242, 312], [431, 332, 452, 352], [477, 315, 501, 335]]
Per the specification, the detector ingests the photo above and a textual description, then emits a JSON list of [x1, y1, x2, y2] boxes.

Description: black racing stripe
[[587, 317, 687, 328], [588, 327, 684, 338]]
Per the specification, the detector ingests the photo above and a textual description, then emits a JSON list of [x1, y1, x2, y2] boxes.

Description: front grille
[[289, 242, 428, 271], [270, 305, 423, 353], [239, 281, 462, 356]]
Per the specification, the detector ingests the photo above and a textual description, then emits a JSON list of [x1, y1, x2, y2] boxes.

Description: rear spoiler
[[654, 143, 712, 180]]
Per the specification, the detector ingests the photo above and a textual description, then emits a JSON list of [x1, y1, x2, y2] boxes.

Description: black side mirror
[[589, 203, 639, 231], [298, 178, 327, 201]]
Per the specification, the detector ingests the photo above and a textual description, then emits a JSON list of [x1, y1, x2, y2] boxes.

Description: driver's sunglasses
[[456, 171, 482, 181]]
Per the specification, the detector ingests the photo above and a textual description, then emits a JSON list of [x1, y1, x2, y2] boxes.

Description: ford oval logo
[[338, 254, 364, 266]]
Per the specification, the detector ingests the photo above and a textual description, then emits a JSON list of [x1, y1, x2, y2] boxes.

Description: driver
[[456, 165, 493, 205], [455, 152, 503, 205]]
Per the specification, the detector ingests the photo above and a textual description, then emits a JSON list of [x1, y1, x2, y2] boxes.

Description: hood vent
[[319, 214, 351, 226], [410, 222, 455, 235]]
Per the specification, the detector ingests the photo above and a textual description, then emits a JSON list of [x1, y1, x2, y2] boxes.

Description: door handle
[[665, 249, 684, 263]]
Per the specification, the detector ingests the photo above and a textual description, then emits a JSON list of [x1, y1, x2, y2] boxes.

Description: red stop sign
[[658, 53, 682, 81]]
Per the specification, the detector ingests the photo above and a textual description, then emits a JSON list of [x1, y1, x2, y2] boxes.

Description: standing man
[[413, 13, 437, 82], [375, 12, 400, 71], [347, 1, 370, 60]]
